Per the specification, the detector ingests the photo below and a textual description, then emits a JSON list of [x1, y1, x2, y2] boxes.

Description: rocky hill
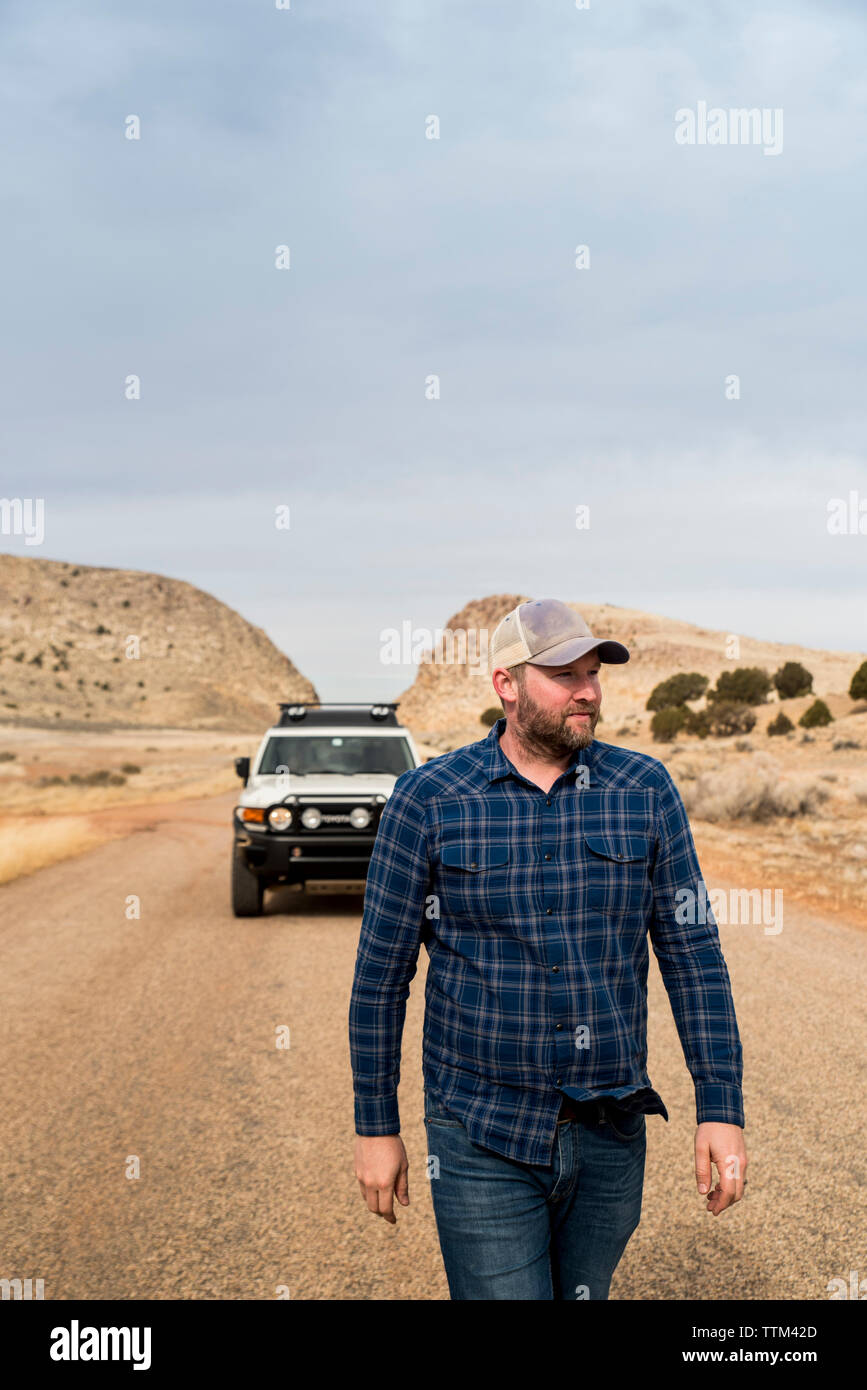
[[397, 594, 865, 748], [0, 555, 317, 729]]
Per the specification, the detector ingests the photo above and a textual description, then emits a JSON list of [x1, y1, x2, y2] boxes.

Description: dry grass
[[0, 816, 112, 885], [676, 753, 831, 823]]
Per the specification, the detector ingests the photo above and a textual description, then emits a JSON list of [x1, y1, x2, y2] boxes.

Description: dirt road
[[0, 791, 864, 1300]]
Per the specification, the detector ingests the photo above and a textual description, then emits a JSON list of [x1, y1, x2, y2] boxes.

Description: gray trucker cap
[[490, 599, 630, 668]]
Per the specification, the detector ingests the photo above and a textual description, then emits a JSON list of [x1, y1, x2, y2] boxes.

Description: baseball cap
[[490, 599, 630, 669]]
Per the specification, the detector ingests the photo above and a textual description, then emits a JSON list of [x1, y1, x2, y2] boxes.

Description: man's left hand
[[695, 1122, 748, 1215]]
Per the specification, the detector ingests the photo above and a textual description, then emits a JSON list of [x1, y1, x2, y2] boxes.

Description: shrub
[[799, 699, 833, 728], [651, 707, 688, 742], [68, 770, 126, 787], [767, 712, 794, 736], [684, 709, 713, 739], [708, 667, 772, 706], [0, 751, 16, 762], [707, 701, 757, 737], [773, 661, 813, 699], [480, 707, 502, 727], [646, 673, 709, 712], [120, 763, 141, 775], [849, 661, 867, 702]]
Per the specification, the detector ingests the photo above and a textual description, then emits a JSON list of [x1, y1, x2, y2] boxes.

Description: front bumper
[[234, 823, 377, 882]]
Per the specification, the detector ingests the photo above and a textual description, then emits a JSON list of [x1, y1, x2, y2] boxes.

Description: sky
[[1, 0, 865, 701]]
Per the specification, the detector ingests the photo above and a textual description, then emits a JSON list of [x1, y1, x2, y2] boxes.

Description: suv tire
[[232, 844, 264, 917]]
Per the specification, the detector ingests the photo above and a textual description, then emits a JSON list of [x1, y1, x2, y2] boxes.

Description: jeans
[[424, 1091, 646, 1300]]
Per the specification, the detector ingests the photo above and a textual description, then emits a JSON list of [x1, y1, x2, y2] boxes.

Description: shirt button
[[546, 799, 552, 807], [544, 853, 552, 861], [469, 862, 477, 868], [546, 907, 553, 915], [556, 1077, 562, 1085], [555, 1023, 563, 1031], [552, 965, 559, 972]]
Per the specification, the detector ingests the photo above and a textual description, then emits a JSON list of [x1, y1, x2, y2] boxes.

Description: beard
[[512, 685, 600, 761]]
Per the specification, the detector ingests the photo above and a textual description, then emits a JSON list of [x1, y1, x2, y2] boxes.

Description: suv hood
[[240, 772, 399, 808]]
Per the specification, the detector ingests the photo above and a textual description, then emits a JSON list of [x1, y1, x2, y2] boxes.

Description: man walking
[[349, 598, 747, 1299]]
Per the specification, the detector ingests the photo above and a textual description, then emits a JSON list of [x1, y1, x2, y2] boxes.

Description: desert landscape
[[2, 561, 865, 930]]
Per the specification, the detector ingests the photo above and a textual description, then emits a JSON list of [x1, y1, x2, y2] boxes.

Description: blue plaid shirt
[[349, 718, 744, 1164]]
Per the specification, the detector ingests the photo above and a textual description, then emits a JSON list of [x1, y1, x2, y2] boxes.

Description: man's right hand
[[354, 1134, 409, 1224]]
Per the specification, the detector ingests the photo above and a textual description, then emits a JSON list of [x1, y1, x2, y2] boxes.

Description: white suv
[[231, 703, 422, 916]]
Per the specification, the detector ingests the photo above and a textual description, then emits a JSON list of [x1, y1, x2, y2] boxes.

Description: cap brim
[[529, 636, 630, 666]]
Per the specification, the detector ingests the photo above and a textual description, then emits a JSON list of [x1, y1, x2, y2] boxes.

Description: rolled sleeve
[[348, 770, 431, 1136], [648, 765, 745, 1129]]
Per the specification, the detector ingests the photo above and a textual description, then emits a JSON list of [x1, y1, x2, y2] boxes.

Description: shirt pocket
[[584, 833, 649, 913], [437, 842, 511, 922]]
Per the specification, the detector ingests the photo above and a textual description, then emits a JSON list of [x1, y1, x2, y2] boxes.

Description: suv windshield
[[258, 735, 414, 777]]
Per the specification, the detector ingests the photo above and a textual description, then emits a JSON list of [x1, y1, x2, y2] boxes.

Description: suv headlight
[[301, 807, 321, 829], [268, 806, 293, 830], [349, 807, 371, 829]]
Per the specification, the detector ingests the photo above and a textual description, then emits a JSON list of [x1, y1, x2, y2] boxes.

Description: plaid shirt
[[348, 718, 744, 1164]]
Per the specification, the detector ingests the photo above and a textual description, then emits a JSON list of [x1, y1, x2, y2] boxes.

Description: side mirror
[[235, 756, 250, 785]]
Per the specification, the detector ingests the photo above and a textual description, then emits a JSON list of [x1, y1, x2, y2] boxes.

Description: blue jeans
[[424, 1091, 646, 1300]]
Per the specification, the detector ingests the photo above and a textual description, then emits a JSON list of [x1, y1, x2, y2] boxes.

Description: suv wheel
[[232, 844, 264, 917]]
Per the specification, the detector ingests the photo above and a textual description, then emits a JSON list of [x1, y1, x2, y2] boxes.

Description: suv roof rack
[[276, 702, 402, 729]]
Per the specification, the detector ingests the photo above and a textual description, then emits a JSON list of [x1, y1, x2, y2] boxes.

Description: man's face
[[510, 654, 602, 755]]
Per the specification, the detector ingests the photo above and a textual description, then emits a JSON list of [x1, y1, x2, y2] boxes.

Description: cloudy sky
[[2, 0, 865, 700]]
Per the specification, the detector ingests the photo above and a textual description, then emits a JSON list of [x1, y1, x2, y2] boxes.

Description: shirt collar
[[483, 716, 595, 784]]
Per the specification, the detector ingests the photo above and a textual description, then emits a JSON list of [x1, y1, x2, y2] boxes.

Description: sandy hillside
[[0, 554, 317, 730]]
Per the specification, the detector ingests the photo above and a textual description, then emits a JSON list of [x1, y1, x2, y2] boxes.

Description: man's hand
[[355, 1135, 409, 1224], [695, 1122, 748, 1215]]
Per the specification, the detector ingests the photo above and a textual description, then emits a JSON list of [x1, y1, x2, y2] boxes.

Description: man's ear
[[491, 665, 515, 705]]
